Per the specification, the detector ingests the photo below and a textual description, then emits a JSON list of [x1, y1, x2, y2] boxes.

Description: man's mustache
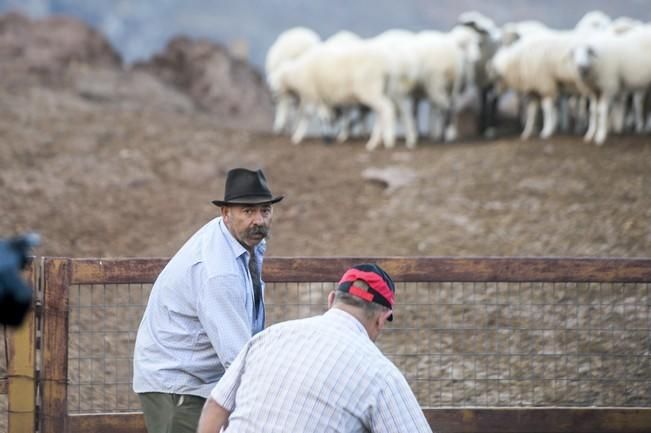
[[247, 225, 269, 237]]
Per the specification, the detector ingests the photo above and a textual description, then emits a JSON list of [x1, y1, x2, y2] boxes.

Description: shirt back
[[211, 308, 432, 433]]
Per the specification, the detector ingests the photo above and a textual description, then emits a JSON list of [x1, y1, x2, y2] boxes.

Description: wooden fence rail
[[5, 257, 651, 432]]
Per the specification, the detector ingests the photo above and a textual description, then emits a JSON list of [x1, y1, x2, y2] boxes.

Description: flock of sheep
[[265, 10, 651, 150]]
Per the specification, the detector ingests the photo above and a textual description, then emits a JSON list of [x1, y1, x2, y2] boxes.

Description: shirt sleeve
[[197, 270, 252, 369], [370, 369, 433, 433], [210, 338, 252, 411]]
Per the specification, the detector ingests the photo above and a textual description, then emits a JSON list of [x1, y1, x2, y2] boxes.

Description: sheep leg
[[574, 96, 589, 134], [633, 91, 645, 133], [478, 86, 490, 135], [444, 124, 458, 142], [558, 96, 570, 133], [429, 106, 444, 141], [584, 95, 598, 142], [336, 113, 351, 143], [443, 108, 458, 142], [610, 95, 626, 134], [342, 106, 366, 141], [364, 96, 396, 150], [273, 96, 291, 134], [540, 96, 557, 139], [379, 98, 396, 149], [521, 99, 538, 140], [594, 95, 610, 146], [397, 98, 418, 149], [291, 104, 312, 145], [426, 83, 452, 142], [366, 119, 383, 151]]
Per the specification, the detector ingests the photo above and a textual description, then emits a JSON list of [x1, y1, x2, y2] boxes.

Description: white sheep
[[604, 17, 645, 134], [609, 16, 644, 35], [367, 29, 422, 147], [490, 31, 590, 140], [318, 30, 373, 141], [501, 20, 551, 45], [575, 10, 612, 33], [268, 41, 396, 151], [323, 30, 362, 47], [574, 25, 651, 144], [414, 30, 472, 142], [265, 27, 321, 134]]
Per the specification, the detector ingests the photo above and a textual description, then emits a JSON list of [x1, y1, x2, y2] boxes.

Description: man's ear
[[376, 309, 392, 329], [327, 291, 336, 308]]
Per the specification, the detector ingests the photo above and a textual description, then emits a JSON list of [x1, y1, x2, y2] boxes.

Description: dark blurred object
[[0, 233, 40, 326]]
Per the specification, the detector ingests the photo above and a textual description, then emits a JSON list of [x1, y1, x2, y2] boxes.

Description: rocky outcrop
[[0, 11, 121, 86], [134, 36, 273, 130], [0, 12, 273, 130]]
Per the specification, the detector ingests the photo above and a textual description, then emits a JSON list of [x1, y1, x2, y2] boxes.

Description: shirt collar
[[324, 308, 369, 338]]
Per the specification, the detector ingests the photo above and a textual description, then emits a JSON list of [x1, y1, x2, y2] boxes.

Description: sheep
[[609, 16, 644, 35], [457, 11, 503, 137], [605, 17, 645, 134], [575, 10, 612, 33], [268, 41, 396, 151], [302, 30, 368, 141], [501, 20, 551, 45], [490, 31, 590, 140], [265, 27, 321, 134], [574, 25, 651, 145], [414, 30, 471, 142], [323, 30, 362, 47], [366, 29, 422, 147]]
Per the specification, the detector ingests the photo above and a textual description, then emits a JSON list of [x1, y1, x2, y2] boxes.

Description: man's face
[[222, 203, 273, 250]]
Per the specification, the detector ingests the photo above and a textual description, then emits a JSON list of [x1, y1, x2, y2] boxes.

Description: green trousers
[[139, 392, 207, 433]]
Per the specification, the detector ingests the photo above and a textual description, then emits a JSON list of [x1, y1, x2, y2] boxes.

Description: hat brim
[[212, 195, 284, 207]]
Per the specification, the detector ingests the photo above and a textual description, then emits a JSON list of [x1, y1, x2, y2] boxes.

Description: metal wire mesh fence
[[66, 278, 651, 414], [68, 283, 151, 414]]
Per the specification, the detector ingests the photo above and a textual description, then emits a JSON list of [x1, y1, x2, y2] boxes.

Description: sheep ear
[[460, 21, 489, 36]]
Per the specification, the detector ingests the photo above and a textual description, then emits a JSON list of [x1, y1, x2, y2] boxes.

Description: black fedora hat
[[212, 168, 284, 207]]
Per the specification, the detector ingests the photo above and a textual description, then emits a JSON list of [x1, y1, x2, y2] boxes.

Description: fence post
[[7, 260, 37, 433], [40, 258, 70, 433]]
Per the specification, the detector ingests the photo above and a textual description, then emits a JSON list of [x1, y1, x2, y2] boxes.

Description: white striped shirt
[[211, 308, 433, 433], [133, 216, 266, 398]]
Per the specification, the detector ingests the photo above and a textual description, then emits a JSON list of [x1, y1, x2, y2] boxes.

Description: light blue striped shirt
[[133, 216, 266, 398]]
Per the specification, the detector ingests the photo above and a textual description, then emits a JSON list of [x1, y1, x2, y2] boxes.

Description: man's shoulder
[[161, 217, 239, 278], [192, 218, 241, 272], [253, 315, 320, 342]]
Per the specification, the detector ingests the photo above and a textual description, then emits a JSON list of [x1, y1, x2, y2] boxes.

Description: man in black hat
[[197, 263, 433, 433], [133, 168, 283, 433]]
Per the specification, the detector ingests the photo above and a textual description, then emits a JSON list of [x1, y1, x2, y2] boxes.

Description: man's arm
[[197, 397, 231, 433], [370, 371, 433, 433], [203, 336, 254, 432]]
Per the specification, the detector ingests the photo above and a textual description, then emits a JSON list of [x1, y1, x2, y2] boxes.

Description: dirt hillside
[[0, 12, 649, 260]]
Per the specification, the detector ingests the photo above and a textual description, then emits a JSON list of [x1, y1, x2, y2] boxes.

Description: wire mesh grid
[[67, 280, 651, 414], [68, 282, 152, 414]]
